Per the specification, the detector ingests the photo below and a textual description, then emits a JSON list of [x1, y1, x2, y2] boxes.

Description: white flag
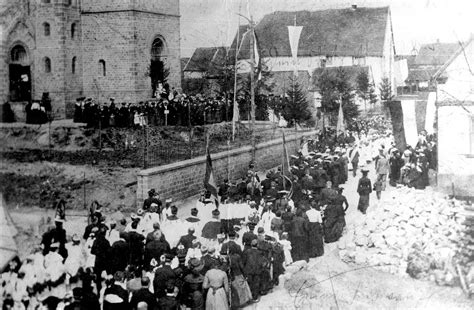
[[287, 26, 303, 75], [336, 101, 345, 135]]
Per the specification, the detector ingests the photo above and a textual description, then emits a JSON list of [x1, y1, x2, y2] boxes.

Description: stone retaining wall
[[137, 131, 317, 205]]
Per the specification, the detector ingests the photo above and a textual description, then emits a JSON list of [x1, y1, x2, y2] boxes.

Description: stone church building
[[0, 0, 181, 119]]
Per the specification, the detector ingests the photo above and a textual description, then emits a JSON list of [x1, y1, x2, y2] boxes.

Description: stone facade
[[0, 0, 181, 120], [137, 131, 317, 206]]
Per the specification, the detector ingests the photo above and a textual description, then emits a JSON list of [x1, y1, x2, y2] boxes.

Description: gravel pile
[[338, 186, 469, 286]]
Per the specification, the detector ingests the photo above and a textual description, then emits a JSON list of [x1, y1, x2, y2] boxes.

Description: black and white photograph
[[0, 0, 473, 309]]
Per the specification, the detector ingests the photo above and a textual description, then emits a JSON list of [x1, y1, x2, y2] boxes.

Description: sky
[[180, 0, 474, 58]]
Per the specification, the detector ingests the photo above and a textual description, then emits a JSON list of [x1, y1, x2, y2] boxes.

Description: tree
[[237, 59, 275, 121], [317, 68, 360, 126], [368, 83, 378, 105], [379, 77, 393, 102], [281, 77, 312, 127], [356, 70, 370, 108]]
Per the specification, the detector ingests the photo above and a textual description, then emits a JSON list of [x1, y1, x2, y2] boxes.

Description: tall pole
[[232, 15, 240, 141], [249, 23, 256, 163]]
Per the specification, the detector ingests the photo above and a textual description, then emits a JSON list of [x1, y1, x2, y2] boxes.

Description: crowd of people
[[73, 94, 234, 129], [0, 117, 438, 309]]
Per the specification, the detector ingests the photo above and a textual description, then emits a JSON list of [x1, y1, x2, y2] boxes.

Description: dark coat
[[91, 235, 110, 271], [220, 240, 242, 255], [130, 287, 156, 310], [109, 240, 130, 274], [103, 284, 130, 310], [153, 265, 176, 298], [242, 247, 263, 275], [178, 234, 196, 251], [144, 240, 170, 267]]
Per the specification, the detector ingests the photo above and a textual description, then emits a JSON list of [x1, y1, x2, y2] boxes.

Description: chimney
[[352, 4, 358, 10]]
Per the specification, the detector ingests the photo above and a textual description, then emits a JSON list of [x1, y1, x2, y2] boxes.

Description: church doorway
[[9, 44, 31, 102], [150, 37, 168, 97]]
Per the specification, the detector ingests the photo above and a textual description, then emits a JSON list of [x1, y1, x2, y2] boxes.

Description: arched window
[[71, 23, 76, 40], [43, 22, 50, 36], [44, 57, 51, 73], [72, 57, 76, 74], [98, 59, 106, 76], [151, 38, 164, 60], [11, 45, 27, 63]]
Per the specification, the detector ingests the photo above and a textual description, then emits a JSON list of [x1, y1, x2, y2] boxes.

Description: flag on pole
[[204, 145, 219, 207], [336, 101, 345, 136], [287, 23, 303, 76], [252, 30, 262, 81]]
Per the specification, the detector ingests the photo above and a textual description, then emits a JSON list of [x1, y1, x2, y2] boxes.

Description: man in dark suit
[[220, 230, 242, 255], [108, 233, 130, 274], [157, 285, 179, 310], [153, 254, 176, 299], [144, 233, 170, 267], [130, 276, 156, 310], [103, 271, 129, 310], [242, 239, 263, 302], [242, 222, 258, 251], [177, 227, 197, 252]]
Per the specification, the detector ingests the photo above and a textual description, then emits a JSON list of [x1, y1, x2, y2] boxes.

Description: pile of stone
[[338, 186, 468, 285]]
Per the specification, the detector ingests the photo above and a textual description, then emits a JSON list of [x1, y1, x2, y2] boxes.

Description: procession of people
[[0, 117, 437, 309]]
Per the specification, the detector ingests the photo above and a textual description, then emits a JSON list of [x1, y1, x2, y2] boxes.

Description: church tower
[[80, 0, 182, 102]]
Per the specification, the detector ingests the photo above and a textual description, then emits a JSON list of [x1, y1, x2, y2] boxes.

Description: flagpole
[[250, 22, 256, 163], [232, 6, 241, 141]]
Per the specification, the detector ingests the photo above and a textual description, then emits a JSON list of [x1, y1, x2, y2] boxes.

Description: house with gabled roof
[[182, 46, 228, 95], [405, 42, 461, 91], [230, 5, 396, 98], [434, 36, 474, 197]]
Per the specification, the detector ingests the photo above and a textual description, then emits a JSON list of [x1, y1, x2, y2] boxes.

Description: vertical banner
[[425, 92, 437, 134], [336, 101, 345, 135], [401, 100, 418, 147], [287, 25, 303, 76]]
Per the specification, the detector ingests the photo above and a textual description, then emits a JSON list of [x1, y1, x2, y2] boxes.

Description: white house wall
[[437, 105, 474, 197], [438, 41, 474, 102], [237, 55, 386, 88]]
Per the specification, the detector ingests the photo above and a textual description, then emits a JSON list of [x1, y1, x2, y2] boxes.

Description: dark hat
[[257, 227, 264, 234], [165, 253, 174, 262], [247, 222, 257, 229], [72, 234, 80, 243], [212, 209, 220, 216], [190, 208, 198, 216], [228, 230, 236, 238], [148, 189, 157, 196]]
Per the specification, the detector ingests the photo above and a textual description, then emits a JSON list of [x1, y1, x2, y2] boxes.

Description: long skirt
[[307, 222, 324, 257], [290, 236, 309, 262], [357, 194, 370, 214], [231, 275, 252, 308], [206, 287, 229, 310], [323, 217, 345, 243]]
